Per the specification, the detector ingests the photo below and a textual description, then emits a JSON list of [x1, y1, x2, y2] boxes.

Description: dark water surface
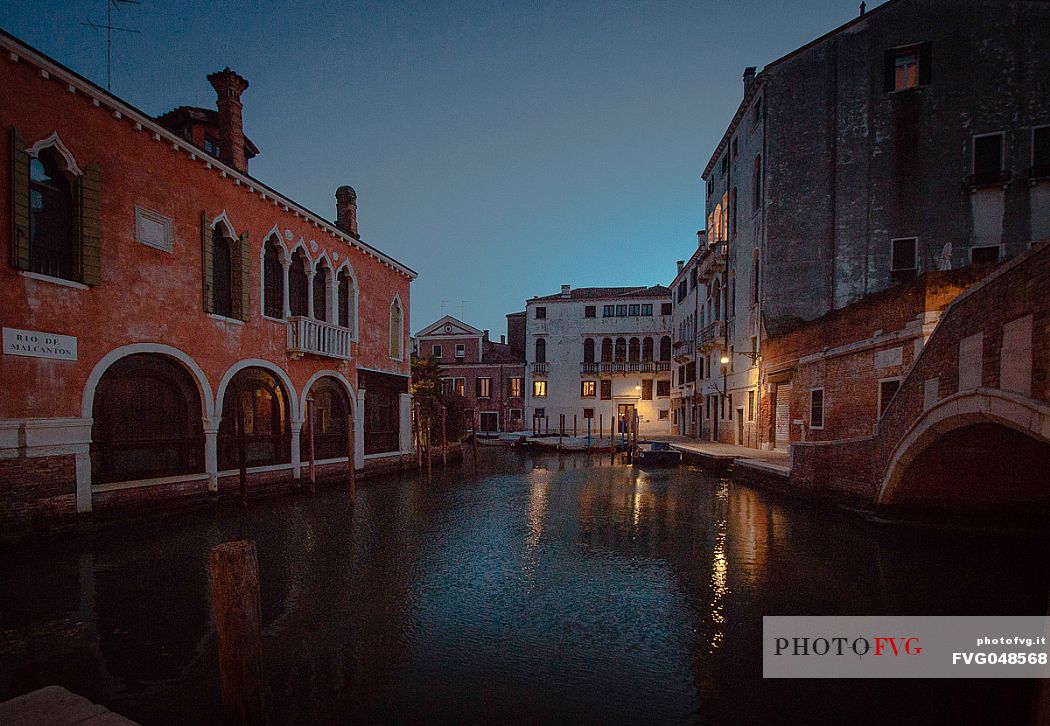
[[1, 450, 1048, 725]]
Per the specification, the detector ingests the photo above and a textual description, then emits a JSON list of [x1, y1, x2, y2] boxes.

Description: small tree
[[410, 353, 445, 454]]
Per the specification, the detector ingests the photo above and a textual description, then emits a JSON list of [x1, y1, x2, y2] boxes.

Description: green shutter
[[9, 128, 30, 270], [79, 162, 101, 285], [238, 230, 251, 321], [201, 211, 214, 313]]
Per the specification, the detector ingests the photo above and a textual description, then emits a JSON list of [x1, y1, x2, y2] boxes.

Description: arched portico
[[79, 343, 215, 512]]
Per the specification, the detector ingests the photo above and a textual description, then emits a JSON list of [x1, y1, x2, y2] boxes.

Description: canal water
[[1, 450, 1047, 725]]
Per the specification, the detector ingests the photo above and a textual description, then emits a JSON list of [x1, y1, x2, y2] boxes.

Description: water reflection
[[0, 450, 1047, 725]]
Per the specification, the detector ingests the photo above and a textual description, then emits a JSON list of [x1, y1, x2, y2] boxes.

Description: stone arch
[[876, 389, 1050, 508], [334, 261, 360, 337], [26, 131, 83, 175], [215, 358, 300, 424], [82, 343, 214, 420], [262, 225, 290, 262], [300, 372, 357, 461], [210, 210, 237, 239], [299, 370, 358, 422]]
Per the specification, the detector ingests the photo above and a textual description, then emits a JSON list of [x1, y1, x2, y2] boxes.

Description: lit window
[[533, 380, 547, 397], [894, 49, 919, 90], [581, 380, 596, 398], [477, 377, 491, 398], [454, 378, 465, 397], [509, 377, 523, 398]]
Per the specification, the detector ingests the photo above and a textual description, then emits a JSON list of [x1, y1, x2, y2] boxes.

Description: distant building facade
[[414, 315, 526, 432], [0, 31, 414, 536], [669, 232, 705, 437], [524, 285, 674, 436], [690, 0, 1050, 448]]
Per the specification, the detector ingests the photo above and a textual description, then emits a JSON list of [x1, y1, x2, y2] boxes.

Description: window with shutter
[[201, 212, 214, 313], [238, 231, 251, 321], [79, 162, 101, 285], [9, 129, 31, 271]]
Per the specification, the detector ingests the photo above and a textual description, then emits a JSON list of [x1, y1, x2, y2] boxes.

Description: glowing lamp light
[[720, 355, 730, 365]]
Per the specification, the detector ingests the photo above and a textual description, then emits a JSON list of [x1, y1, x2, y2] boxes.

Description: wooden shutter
[[79, 162, 102, 285], [238, 230, 251, 321], [201, 211, 214, 313], [9, 128, 30, 270], [919, 41, 932, 86], [883, 49, 896, 92]]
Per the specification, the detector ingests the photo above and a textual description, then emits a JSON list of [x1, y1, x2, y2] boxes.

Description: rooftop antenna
[[459, 301, 471, 320], [82, 0, 141, 90], [440, 300, 449, 315]]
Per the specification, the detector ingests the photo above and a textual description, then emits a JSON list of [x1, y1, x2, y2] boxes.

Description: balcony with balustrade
[[672, 339, 694, 363], [697, 320, 726, 352], [287, 316, 352, 360], [581, 361, 672, 374], [696, 241, 728, 285], [532, 362, 549, 375]]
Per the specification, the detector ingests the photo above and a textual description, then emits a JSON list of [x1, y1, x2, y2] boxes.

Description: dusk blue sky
[[2, 1, 886, 338]]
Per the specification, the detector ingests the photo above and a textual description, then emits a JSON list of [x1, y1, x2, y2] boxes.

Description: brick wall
[[0, 455, 77, 536], [783, 239, 1050, 509], [760, 267, 992, 447]]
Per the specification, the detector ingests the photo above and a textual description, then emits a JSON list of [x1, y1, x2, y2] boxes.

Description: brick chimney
[[743, 66, 757, 96], [207, 68, 250, 173], [697, 229, 707, 247], [336, 186, 358, 237], [560, 284, 571, 298]]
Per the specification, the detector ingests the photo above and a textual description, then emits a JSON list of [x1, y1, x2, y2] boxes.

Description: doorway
[[479, 411, 499, 433], [736, 409, 744, 447], [617, 403, 636, 435]]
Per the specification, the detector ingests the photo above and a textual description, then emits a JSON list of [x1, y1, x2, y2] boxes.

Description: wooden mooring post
[[307, 396, 316, 493], [471, 411, 480, 475], [210, 541, 264, 726], [441, 406, 448, 467], [346, 413, 356, 505]]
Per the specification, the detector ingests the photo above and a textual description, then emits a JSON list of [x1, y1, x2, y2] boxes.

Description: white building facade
[[524, 285, 674, 437], [669, 233, 706, 437]]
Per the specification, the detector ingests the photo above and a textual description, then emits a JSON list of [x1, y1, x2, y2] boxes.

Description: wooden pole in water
[[346, 408, 356, 505], [307, 397, 316, 493], [599, 414, 603, 446], [425, 412, 433, 480], [236, 390, 247, 506], [573, 414, 577, 438], [471, 410, 480, 475], [210, 540, 264, 726], [415, 403, 424, 474], [441, 406, 448, 467], [586, 416, 591, 451]]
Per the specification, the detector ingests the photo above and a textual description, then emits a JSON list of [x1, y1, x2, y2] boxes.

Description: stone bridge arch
[[876, 389, 1050, 510]]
